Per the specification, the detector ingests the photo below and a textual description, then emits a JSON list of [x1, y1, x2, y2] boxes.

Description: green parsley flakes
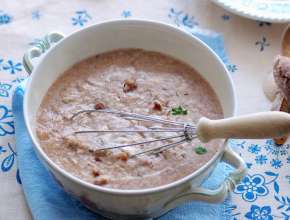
[[171, 106, 188, 115], [194, 146, 207, 155]]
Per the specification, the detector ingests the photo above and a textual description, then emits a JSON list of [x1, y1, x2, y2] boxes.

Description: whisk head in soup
[[71, 108, 197, 157]]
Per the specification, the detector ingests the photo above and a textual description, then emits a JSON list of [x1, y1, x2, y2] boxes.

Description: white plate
[[212, 0, 290, 23]]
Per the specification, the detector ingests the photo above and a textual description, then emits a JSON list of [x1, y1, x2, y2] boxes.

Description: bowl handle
[[164, 146, 247, 209], [23, 32, 65, 74]]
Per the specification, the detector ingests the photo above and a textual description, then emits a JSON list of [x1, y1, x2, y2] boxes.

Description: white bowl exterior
[[24, 20, 236, 218]]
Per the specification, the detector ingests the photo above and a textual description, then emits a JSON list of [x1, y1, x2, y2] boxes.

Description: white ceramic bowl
[[23, 20, 246, 219]]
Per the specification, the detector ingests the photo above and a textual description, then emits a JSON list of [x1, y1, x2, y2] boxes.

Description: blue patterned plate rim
[[212, 0, 290, 23]]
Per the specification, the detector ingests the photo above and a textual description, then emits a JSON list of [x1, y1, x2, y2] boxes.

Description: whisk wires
[[71, 109, 196, 156]]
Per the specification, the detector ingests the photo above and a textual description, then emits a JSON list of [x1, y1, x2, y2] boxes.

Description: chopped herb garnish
[[194, 146, 207, 155], [171, 106, 188, 115]]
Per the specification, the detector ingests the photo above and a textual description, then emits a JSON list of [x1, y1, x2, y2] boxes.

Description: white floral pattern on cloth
[[0, 1, 289, 219], [230, 139, 290, 219]]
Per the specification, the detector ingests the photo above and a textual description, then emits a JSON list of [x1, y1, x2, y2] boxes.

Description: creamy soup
[[36, 49, 224, 189]]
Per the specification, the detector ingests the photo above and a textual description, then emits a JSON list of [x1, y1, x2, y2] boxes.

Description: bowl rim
[[24, 19, 237, 195]]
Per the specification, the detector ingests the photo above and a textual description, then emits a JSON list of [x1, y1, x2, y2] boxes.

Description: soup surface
[[36, 49, 224, 189]]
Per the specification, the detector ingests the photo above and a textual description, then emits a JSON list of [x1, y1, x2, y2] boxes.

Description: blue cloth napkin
[[13, 28, 232, 220]]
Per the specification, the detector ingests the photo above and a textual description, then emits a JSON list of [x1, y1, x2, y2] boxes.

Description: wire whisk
[[71, 109, 196, 157], [70, 109, 290, 157]]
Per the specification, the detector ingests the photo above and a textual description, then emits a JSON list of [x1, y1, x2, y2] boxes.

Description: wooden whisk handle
[[196, 111, 290, 142]]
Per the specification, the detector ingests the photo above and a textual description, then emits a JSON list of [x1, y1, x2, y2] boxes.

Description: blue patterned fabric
[[12, 29, 234, 220]]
